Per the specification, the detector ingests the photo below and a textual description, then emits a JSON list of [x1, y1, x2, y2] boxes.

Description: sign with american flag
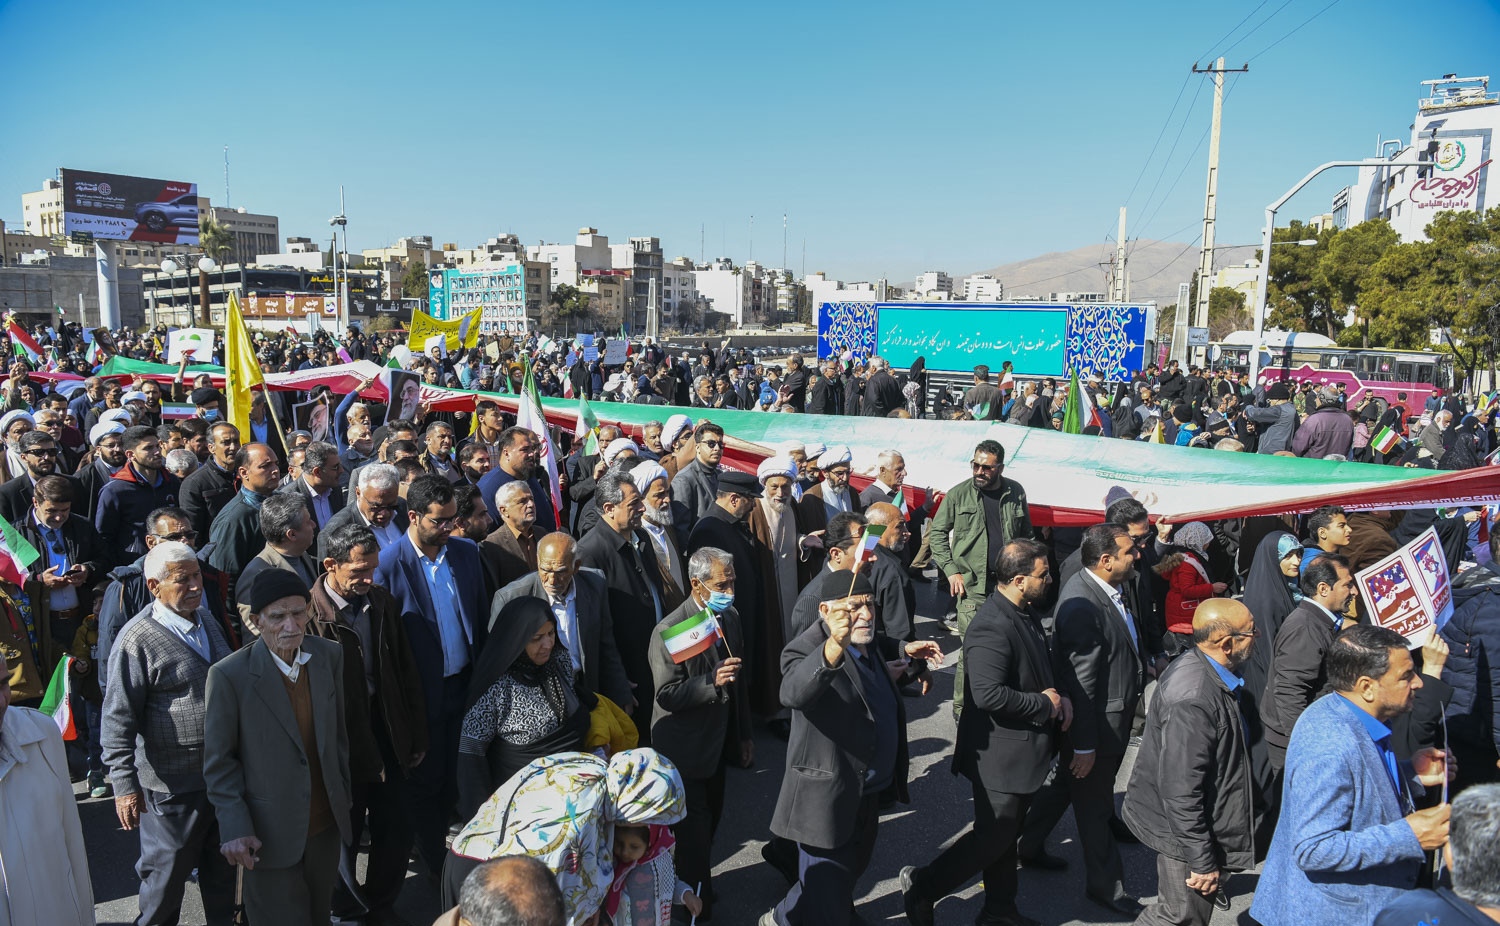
[[1356, 526, 1453, 645]]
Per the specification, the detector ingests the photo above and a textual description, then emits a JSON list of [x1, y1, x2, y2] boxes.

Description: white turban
[[0, 410, 34, 436], [102, 409, 133, 427], [629, 461, 669, 496], [817, 445, 852, 469], [757, 456, 797, 484], [803, 441, 826, 460], [602, 437, 640, 465], [776, 439, 805, 456], [90, 421, 126, 445], [661, 413, 693, 448]]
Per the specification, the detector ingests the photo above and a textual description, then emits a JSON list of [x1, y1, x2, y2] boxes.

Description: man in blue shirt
[[1252, 625, 1454, 926], [375, 474, 488, 877]]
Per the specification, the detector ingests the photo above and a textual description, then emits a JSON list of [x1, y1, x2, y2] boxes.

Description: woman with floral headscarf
[[1153, 521, 1226, 654], [443, 748, 686, 925]]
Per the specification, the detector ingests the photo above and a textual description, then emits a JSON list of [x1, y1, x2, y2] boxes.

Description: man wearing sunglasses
[[0, 429, 83, 526], [375, 473, 489, 879], [671, 421, 725, 519]]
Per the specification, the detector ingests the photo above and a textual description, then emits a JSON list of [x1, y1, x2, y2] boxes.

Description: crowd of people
[[3, 318, 1500, 926]]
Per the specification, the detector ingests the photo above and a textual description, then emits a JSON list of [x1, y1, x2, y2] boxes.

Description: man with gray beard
[[750, 456, 805, 734], [629, 460, 688, 612]]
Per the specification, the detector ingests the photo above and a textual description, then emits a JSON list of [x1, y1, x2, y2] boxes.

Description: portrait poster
[[292, 399, 332, 443], [383, 368, 423, 423]]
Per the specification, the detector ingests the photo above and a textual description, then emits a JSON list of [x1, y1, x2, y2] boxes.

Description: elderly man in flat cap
[[204, 567, 352, 926]]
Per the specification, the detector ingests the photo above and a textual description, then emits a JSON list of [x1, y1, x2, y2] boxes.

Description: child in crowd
[[606, 824, 700, 926]]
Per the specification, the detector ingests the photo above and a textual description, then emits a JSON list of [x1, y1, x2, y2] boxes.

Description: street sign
[[1187, 326, 1210, 347]]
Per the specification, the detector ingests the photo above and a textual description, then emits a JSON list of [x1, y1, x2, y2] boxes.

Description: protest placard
[[167, 327, 215, 364], [1355, 525, 1455, 645]]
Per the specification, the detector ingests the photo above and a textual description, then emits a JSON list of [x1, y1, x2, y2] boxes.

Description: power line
[[1132, 73, 1245, 247], [1132, 235, 1206, 285], [1197, 0, 1271, 63], [1219, 0, 1298, 58], [1247, 0, 1344, 62], [1123, 73, 1194, 208], [1130, 77, 1206, 243]]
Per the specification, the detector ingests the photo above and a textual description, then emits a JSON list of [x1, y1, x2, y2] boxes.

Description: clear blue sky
[[2, 0, 1496, 286]]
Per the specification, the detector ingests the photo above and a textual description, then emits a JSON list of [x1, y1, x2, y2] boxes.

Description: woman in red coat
[[1154, 520, 1226, 653]]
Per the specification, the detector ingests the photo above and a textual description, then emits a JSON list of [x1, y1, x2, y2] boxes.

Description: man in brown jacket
[[308, 521, 428, 926]]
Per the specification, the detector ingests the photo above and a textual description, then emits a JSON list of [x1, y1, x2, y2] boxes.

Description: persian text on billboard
[[60, 168, 199, 245]]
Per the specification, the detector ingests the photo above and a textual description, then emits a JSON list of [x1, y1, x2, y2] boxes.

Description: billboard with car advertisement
[[60, 168, 200, 245]]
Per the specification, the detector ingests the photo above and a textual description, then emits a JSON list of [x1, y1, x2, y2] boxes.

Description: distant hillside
[[960, 239, 1259, 306]]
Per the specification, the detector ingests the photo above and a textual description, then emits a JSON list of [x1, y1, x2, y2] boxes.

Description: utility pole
[[1192, 57, 1248, 365], [1111, 207, 1127, 302], [782, 213, 788, 272]]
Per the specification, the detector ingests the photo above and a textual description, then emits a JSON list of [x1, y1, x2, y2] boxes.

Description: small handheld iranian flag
[[662, 608, 724, 664], [575, 395, 601, 456], [4, 314, 41, 364], [0, 513, 39, 586], [38, 656, 77, 740], [1372, 425, 1405, 455], [851, 523, 887, 568]]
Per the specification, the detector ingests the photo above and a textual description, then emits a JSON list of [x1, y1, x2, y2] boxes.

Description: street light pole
[[1248, 158, 1427, 384]]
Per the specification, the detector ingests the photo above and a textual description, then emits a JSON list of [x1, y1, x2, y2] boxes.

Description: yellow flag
[[225, 292, 263, 439]]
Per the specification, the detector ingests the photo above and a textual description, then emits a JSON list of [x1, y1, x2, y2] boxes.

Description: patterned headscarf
[[450, 749, 686, 925], [1174, 521, 1214, 555]]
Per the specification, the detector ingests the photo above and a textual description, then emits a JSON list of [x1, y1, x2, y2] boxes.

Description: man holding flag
[[647, 546, 750, 923]]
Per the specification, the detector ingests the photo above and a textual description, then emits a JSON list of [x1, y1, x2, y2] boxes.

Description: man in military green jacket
[[930, 438, 1033, 719]]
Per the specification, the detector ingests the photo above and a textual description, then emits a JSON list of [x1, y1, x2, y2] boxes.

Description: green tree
[[402, 261, 429, 300], [196, 216, 234, 326], [1264, 221, 1337, 336], [1207, 287, 1250, 340]]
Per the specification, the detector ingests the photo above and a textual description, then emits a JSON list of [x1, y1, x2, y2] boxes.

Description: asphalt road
[[84, 577, 1262, 926]]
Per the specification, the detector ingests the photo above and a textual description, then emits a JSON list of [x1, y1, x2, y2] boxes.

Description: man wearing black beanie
[[203, 567, 353, 926]]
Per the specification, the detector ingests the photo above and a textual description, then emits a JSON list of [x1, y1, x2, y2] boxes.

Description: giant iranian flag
[[270, 382, 1500, 527]]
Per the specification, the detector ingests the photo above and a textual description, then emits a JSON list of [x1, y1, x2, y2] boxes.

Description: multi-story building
[[575, 276, 627, 332], [441, 234, 526, 268], [695, 258, 752, 326], [913, 270, 953, 299], [961, 273, 1004, 301], [1333, 74, 1499, 242], [527, 227, 614, 288], [611, 236, 662, 334], [141, 262, 382, 330], [661, 257, 702, 330], [209, 206, 280, 266]]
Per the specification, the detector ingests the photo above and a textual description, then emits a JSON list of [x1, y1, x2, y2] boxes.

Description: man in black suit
[[277, 440, 345, 531], [576, 470, 666, 740], [0, 430, 83, 526], [780, 353, 808, 412], [1017, 522, 1146, 916], [860, 356, 904, 417], [1056, 496, 1165, 656], [647, 546, 751, 922], [318, 463, 410, 560], [901, 538, 1069, 926], [488, 531, 634, 712], [1260, 554, 1355, 773], [686, 470, 767, 710], [478, 480, 538, 596], [863, 502, 917, 642], [179, 421, 240, 547], [762, 574, 941, 926]]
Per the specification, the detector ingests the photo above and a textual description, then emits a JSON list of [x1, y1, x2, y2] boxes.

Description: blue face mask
[[706, 591, 734, 613], [202, 408, 220, 421]]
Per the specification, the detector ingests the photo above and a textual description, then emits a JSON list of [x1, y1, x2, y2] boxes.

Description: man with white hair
[[164, 448, 199, 480], [796, 445, 863, 574], [318, 462, 410, 559], [861, 356, 904, 418], [101, 541, 237, 925], [479, 479, 538, 593]]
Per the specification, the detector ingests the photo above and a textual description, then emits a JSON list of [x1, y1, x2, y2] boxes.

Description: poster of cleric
[[1356, 526, 1455, 644]]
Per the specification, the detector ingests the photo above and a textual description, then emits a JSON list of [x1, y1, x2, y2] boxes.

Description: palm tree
[[197, 217, 235, 326]]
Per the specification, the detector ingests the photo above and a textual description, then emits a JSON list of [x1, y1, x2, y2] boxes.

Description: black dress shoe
[[1109, 817, 1141, 844], [899, 866, 933, 926], [1015, 849, 1067, 870], [1085, 892, 1142, 916], [760, 840, 797, 885]]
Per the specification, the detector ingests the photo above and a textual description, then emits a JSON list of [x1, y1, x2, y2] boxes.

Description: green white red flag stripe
[[0, 513, 39, 587], [662, 608, 723, 664], [851, 524, 886, 566], [1372, 425, 1404, 455], [4, 315, 41, 363], [38, 656, 77, 740]]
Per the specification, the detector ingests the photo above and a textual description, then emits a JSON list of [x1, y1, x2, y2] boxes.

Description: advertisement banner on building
[[427, 269, 449, 318], [1408, 135, 1492, 215], [243, 294, 338, 318], [60, 168, 200, 245], [406, 307, 481, 352], [346, 297, 415, 327]]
